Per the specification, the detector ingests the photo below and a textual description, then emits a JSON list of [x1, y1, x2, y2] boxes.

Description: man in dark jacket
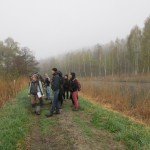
[[57, 71, 64, 107], [46, 68, 60, 117]]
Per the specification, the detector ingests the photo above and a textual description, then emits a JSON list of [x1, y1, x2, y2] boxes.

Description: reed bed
[[0, 76, 28, 107], [80, 78, 150, 124]]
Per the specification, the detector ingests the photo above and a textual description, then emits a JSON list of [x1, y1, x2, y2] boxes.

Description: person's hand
[[48, 77, 50, 81]]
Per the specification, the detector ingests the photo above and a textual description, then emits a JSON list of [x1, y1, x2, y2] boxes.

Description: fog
[[0, 0, 150, 59]]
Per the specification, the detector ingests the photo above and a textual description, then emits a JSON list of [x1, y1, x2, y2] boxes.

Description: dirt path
[[25, 100, 125, 150], [26, 116, 43, 150]]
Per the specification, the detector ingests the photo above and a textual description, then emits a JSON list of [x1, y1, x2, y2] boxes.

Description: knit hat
[[32, 74, 38, 79], [52, 68, 57, 72]]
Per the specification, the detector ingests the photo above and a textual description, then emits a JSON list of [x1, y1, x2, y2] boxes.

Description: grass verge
[[73, 115, 93, 137], [39, 107, 58, 136], [79, 96, 150, 150], [0, 88, 32, 150]]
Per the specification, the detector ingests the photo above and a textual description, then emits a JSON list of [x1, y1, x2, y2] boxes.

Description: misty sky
[[0, 0, 150, 59]]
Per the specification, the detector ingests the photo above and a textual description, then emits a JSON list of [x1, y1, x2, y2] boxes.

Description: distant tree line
[[40, 16, 150, 77], [0, 37, 38, 77]]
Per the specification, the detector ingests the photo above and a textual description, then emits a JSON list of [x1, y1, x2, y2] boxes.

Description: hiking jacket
[[29, 80, 43, 95], [51, 73, 60, 91], [69, 79, 78, 92], [63, 79, 69, 90]]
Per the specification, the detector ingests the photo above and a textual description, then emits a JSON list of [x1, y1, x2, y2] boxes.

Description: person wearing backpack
[[35, 72, 45, 106], [28, 74, 44, 115], [46, 68, 60, 117], [57, 71, 64, 107], [44, 73, 51, 100], [63, 74, 69, 100], [69, 72, 79, 111], [68, 77, 74, 107]]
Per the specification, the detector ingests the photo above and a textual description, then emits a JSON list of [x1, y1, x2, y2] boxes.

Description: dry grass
[[0, 76, 28, 107], [80, 77, 150, 125], [80, 74, 150, 82]]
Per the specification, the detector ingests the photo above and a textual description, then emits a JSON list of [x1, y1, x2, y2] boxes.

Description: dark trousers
[[59, 92, 64, 106], [50, 89, 59, 114], [63, 89, 69, 99], [39, 97, 44, 106]]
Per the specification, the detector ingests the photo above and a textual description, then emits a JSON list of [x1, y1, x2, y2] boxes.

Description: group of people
[[28, 67, 80, 117]]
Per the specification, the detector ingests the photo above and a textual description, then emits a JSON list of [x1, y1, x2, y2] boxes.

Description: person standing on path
[[44, 73, 51, 100], [46, 68, 60, 117], [35, 72, 45, 106], [69, 72, 79, 111], [63, 74, 69, 100], [28, 74, 44, 115], [57, 70, 64, 107]]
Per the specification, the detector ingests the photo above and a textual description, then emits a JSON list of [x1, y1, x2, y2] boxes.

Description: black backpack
[[30, 81, 39, 95], [75, 79, 81, 91], [57, 71, 64, 93]]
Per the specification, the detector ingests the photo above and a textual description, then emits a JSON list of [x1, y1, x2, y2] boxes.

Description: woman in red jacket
[[69, 72, 79, 111]]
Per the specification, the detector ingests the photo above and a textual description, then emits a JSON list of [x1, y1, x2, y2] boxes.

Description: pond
[[81, 80, 150, 107]]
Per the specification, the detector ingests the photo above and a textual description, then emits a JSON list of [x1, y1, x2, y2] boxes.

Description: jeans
[[58, 92, 64, 106], [46, 86, 50, 99], [50, 89, 59, 114]]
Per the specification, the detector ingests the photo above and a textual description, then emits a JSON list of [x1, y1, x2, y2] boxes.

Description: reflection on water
[[81, 80, 150, 107]]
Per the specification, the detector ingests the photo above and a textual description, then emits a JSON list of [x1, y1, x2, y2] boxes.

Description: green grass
[[0, 88, 32, 150], [73, 114, 93, 137], [1, 88, 150, 150], [63, 98, 93, 136], [39, 108, 58, 136], [79, 97, 150, 150], [39, 90, 58, 136]]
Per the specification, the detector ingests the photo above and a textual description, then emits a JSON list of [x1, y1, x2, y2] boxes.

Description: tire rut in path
[[26, 109, 94, 150], [26, 100, 125, 150], [26, 115, 46, 150]]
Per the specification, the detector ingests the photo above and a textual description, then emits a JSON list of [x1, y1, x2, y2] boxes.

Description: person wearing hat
[[46, 68, 60, 117], [28, 74, 43, 115]]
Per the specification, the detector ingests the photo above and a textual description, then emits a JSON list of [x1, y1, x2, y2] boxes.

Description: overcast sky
[[0, 0, 150, 59]]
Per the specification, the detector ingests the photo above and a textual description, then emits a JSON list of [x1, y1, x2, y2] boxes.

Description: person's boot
[[72, 107, 79, 111], [45, 112, 53, 117], [31, 104, 36, 114], [55, 111, 60, 114], [36, 105, 41, 115]]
